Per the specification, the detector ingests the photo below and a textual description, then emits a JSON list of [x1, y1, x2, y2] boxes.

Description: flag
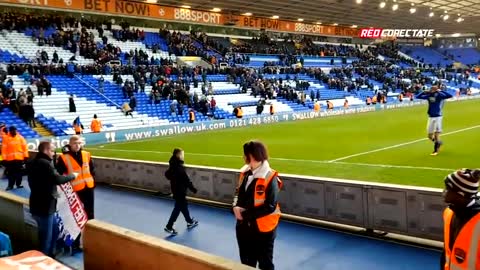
[[55, 183, 88, 247]]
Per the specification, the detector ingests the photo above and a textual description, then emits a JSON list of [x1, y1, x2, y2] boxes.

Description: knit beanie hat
[[444, 169, 480, 198]]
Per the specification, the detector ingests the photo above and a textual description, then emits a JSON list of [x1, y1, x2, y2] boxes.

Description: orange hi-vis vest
[[59, 151, 94, 192], [90, 119, 101, 133], [237, 108, 243, 117], [74, 123, 82, 133], [236, 169, 283, 233], [344, 101, 349, 108], [270, 105, 274, 114], [313, 103, 320, 112], [2, 135, 28, 161], [443, 207, 480, 270]]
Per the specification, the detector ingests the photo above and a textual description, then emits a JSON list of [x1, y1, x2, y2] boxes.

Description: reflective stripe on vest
[[443, 207, 480, 270], [60, 151, 94, 192], [254, 170, 282, 232]]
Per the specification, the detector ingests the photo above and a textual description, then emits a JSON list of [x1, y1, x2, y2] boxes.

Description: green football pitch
[[86, 99, 480, 189]]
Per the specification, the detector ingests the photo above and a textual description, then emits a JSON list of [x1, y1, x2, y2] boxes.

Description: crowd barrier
[[0, 191, 254, 269], [24, 94, 480, 152], [84, 220, 253, 270], [94, 156, 446, 242], [0, 191, 37, 254]]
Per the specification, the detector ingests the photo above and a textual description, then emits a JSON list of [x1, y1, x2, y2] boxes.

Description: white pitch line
[[328, 124, 480, 163], [86, 148, 454, 172]]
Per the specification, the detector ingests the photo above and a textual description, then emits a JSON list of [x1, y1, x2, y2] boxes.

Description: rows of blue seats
[[0, 50, 30, 64], [0, 109, 40, 140], [142, 32, 169, 52], [36, 114, 71, 136], [46, 76, 118, 107], [23, 27, 57, 38], [53, 76, 235, 123], [213, 89, 241, 95]]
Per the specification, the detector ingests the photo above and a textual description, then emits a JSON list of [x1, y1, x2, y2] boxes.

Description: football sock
[[434, 140, 442, 152]]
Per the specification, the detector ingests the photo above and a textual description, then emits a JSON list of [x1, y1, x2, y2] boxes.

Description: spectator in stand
[[68, 94, 76, 112]]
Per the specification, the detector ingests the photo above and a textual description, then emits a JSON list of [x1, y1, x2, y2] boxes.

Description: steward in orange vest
[[0, 123, 8, 165], [188, 109, 195, 123], [343, 99, 349, 109], [233, 140, 282, 270], [72, 116, 84, 135], [56, 136, 95, 220], [90, 114, 102, 133], [269, 104, 274, 115], [2, 126, 28, 190], [313, 102, 320, 112], [442, 169, 480, 270]]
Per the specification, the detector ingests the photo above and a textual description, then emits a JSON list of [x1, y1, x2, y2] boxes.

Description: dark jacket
[[56, 148, 95, 178], [234, 162, 280, 232], [27, 152, 76, 216], [164, 156, 196, 199], [440, 201, 480, 269]]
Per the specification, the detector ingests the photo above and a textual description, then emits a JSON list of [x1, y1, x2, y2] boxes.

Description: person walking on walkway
[[164, 148, 198, 235]]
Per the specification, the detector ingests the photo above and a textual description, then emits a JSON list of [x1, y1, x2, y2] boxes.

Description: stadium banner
[[0, 0, 358, 37], [23, 94, 479, 151]]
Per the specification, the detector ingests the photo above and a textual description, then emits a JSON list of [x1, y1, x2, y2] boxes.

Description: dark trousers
[[5, 160, 23, 188], [73, 188, 94, 248], [236, 224, 276, 270], [77, 188, 94, 219], [32, 213, 58, 257], [166, 197, 192, 229]]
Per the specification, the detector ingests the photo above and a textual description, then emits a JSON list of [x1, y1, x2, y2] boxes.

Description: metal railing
[[74, 75, 122, 109]]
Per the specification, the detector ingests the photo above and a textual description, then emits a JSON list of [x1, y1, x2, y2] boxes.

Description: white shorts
[[427, 116, 443, 134]]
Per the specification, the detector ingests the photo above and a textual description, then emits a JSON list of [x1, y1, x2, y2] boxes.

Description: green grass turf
[[86, 99, 480, 188]]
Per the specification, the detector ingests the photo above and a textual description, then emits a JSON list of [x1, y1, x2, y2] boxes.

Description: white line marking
[[86, 148, 454, 172], [328, 124, 480, 163]]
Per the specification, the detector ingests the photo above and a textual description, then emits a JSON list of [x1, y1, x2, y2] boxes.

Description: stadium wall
[[93, 156, 445, 242], [0, 192, 254, 269], [0, 191, 38, 254], [25, 94, 480, 152]]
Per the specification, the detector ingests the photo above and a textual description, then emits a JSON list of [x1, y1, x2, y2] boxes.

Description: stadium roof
[[156, 0, 480, 35]]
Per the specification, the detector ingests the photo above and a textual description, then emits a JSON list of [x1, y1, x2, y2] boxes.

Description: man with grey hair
[[56, 135, 95, 253]]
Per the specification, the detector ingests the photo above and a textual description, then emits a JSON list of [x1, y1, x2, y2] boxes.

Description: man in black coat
[[164, 148, 198, 235], [27, 141, 77, 257]]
